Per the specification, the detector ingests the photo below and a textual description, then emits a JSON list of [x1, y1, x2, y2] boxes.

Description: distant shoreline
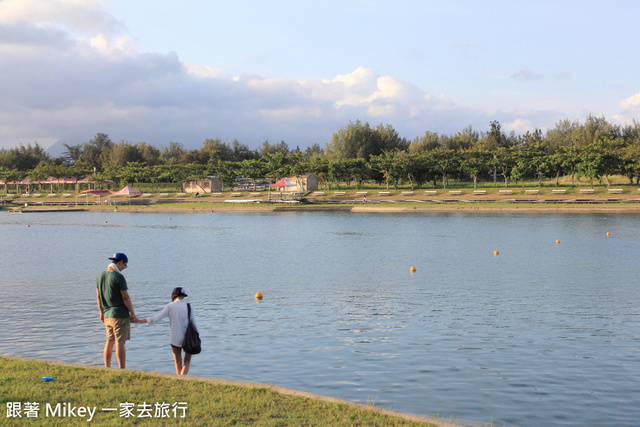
[[4, 190, 640, 214], [7, 203, 640, 214]]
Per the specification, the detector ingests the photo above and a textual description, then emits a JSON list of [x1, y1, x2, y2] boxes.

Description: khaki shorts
[[105, 317, 131, 342]]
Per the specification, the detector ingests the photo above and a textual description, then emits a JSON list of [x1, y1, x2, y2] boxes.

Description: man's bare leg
[[115, 341, 126, 369], [103, 340, 115, 367]]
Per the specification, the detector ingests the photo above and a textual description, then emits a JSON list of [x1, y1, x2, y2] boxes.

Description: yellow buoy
[[556, 239, 560, 244], [494, 250, 499, 256], [410, 266, 416, 273], [606, 231, 610, 236], [255, 292, 263, 300]]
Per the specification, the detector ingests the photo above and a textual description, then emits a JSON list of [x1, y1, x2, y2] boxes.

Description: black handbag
[[182, 303, 201, 355]]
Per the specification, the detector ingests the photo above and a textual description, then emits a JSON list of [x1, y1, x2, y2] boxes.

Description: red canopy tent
[[114, 185, 142, 196], [109, 185, 142, 205], [269, 179, 295, 188], [268, 178, 297, 202]]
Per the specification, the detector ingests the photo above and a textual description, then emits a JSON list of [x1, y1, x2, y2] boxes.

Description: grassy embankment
[[0, 357, 453, 426], [4, 178, 640, 213]]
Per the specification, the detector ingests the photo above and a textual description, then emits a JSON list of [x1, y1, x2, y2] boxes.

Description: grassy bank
[[6, 186, 640, 214], [1, 357, 452, 426]]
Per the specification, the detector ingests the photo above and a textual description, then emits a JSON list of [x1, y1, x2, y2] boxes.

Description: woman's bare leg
[[171, 346, 183, 374], [181, 352, 192, 375]]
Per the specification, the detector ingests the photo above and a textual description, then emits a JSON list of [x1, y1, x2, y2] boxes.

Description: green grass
[[1, 357, 441, 426]]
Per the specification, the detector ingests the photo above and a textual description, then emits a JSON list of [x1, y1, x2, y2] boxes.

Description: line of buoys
[[255, 292, 263, 300]]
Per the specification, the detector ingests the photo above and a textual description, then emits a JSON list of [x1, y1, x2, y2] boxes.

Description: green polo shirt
[[96, 269, 129, 318]]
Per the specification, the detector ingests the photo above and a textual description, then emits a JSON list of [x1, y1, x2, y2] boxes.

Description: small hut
[[182, 176, 223, 194], [283, 173, 318, 192]]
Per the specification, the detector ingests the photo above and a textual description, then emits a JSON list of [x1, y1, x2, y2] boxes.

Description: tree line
[[1, 115, 640, 191]]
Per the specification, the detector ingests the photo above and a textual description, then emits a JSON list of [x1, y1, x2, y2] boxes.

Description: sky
[[1, 0, 639, 153]]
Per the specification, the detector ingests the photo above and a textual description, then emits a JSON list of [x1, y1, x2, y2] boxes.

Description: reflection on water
[[0, 211, 639, 426]]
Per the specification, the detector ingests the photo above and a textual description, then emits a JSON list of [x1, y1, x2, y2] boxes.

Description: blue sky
[[1, 0, 638, 152]]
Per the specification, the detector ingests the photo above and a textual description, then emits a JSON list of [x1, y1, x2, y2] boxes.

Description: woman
[[135, 287, 199, 375]]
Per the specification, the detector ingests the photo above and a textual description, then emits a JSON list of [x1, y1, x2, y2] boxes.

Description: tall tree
[[493, 146, 518, 188], [478, 121, 508, 151], [0, 142, 49, 171], [460, 149, 490, 189], [327, 159, 351, 188], [263, 152, 286, 178], [135, 142, 161, 166], [443, 125, 478, 150], [62, 143, 83, 166], [556, 145, 581, 186], [369, 151, 403, 190], [160, 142, 186, 163], [200, 138, 232, 165], [230, 139, 257, 162], [425, 148, 459, 189], [0, 167, 20, 193], [106, 141, 144, 167], [409, 131, 440, 153], [620, 142, 640, 184], [546, 119, 582, 151], [258, 140, 290, 157], [326, 120, 407, 160], [582, 115, 620, 146], [82, 133, 113, 171]]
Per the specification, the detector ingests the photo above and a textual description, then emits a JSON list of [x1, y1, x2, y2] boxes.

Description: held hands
[[130, 314, 147, 323]]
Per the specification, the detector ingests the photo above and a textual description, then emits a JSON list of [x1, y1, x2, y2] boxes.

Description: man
[[96, 252, 137, 368]]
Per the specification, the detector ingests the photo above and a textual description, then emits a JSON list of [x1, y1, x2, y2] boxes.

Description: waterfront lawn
[[1, 357, 438, 426]]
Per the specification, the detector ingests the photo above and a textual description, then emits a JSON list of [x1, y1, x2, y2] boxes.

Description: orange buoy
[[494, 250, 499, 256], [606, 232, 610, 236], [410, 266, 416, 273], [255, 292, 263, 300], [556, 239, 560, 244]]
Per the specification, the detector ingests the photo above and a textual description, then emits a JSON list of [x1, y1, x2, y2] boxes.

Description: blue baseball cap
[[109, 252, 128, 263]]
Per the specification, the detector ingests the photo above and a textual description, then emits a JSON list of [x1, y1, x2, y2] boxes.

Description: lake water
[[0, 211, 638, 426]]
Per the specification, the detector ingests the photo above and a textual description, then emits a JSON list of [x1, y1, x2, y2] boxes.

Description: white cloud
[[0, 0, 122, 35], [86, 33, 137, 58], [620, 92, 640, 110], [0, 0, 544, 151], [504, 119, 534, 134], [512, 67, 544, 82], [184, 62, 232, 80]]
